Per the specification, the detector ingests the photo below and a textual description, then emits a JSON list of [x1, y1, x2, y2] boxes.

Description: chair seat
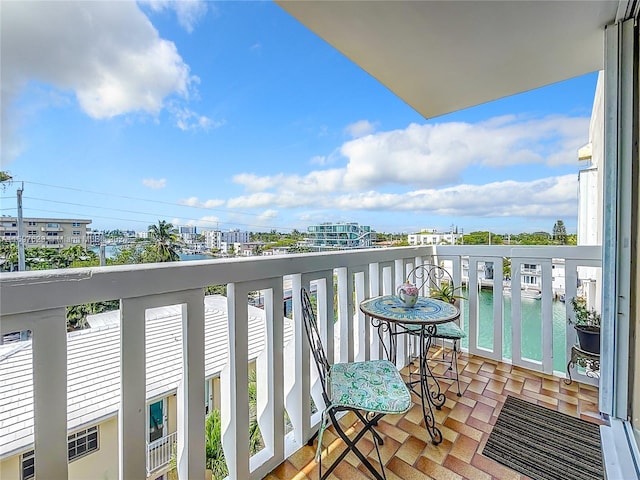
[[433, 321, 466, 339], [402, 321, 466, 339], [329, 359, 411, 414]]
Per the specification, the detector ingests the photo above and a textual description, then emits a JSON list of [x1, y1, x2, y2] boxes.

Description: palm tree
[[0, 171, 12, 191], [60, 245, 98, 268], [148, 220, 180, 262], [0, 241, 18, 271]]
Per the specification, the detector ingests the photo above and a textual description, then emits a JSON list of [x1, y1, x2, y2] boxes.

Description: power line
[[21, 180, 270, 219], [19, 204, 291, 232]]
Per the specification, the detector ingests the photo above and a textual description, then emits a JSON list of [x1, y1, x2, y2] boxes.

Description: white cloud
[[142, 178, 167, 189], [1, 1, 207, 161], [226, 174, 577, 219], [258, 209, 278, 221], [198, 216, 220, 226], [344, 120, 377, 138], [140, 0, 208, 33], [232, 115, 588, 195], [178, 197, 225, 208], [170, 104, 224, 131]]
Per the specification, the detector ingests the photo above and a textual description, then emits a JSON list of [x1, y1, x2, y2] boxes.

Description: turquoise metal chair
[[301, 287, 411, 480], [406, 264, 467, 397]]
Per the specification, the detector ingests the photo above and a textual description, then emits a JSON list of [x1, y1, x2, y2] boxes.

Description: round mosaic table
[[360, 295, 460, 445]]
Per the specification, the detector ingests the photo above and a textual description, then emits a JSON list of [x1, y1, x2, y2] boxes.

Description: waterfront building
[[0, 217, 91, 249], [408, 229, 462, 246], [220, 229, 250, 244], [306, 222, 374, 250], [203, 229, 222, 251]]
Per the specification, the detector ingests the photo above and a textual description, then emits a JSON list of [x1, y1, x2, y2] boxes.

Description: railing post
[[30, 309, 68, 480], [256, 279, 285, 470], [177, 291, 205, 480], [222, 282, 251, 480], [119, 298, 147, 480]]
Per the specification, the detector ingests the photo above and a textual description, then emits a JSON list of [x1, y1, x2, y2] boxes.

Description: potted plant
[[568, 297, 601, 354], [430, 282, 466, 305]]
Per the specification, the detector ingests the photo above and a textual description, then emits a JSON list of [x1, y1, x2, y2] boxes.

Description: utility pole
[[17, 183, 25, 271]]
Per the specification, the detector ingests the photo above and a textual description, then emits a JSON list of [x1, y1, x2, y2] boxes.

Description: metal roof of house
[[0, 295, 294, 459]]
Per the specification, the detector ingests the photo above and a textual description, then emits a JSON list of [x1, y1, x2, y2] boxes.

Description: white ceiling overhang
[[276, 1, 623, 119]]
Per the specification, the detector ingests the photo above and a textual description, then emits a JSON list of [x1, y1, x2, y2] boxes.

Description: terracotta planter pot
[[575, 326, 600, 354]]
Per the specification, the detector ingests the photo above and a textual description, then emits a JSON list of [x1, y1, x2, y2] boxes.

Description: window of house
[[21, 450, 34, 480], [72, 222, 81, 227], [27, 221, 37, 226], [27, 230, 37, 235], [46, 232, 58, 236], [21, 426, 99, 477], [68, 426, 99, 461], [46, 223, 60, 228]]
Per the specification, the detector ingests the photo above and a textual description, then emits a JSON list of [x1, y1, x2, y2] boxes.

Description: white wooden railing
[[0, 245, 601, 479], [147, 431, 177, 475]]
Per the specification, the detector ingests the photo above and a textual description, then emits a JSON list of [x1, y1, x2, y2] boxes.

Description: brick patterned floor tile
[[448, 433, 480, 463], [448, 402, 473, 423], [504, 377, 524, 394], [396, 435, 428, 466], [443, 454, 493, 480], [268, 354, 605, 480], [471, 453, 523, 480], [522, 378, 542, 392], [470, 401, 495, 423], [414, 455, 464, 480]]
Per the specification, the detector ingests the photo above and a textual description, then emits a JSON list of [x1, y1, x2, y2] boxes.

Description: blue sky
[[1, 1, 597, 235]]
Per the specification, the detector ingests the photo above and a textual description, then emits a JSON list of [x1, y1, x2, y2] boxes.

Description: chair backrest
[[300, 287, 331, 398], [406, 264, 455, 296]]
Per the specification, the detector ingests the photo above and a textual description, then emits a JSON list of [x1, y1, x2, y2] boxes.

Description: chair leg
[[318, 410, 387, 480], [453, 340, 461, 397]]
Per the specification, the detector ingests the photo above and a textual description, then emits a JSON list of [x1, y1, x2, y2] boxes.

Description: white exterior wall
[[204, 230, 222, 250], [408, 232, 460, 245]]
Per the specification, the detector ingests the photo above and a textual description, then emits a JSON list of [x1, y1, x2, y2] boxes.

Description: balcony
[[147, 431, 177, 476], [0, 245, 602, 479]]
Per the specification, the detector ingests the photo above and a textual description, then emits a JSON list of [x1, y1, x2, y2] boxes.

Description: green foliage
[[568, 297, 601, 328], [205, 410, 228, 479], [66, 300, 119, 331], [148, 220, 181, 262], [205, 285, 226, 296], [461, 231, 503, 245], [205, 370, 263, 479], [552, 220, 568, 244], [429, 282, 465, 303], [511, 232, 553, 245], [0, 170, 12, 190]]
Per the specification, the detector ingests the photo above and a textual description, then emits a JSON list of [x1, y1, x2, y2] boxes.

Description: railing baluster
[[222, 282, 251, 480], [29, 308, 68, 480], [177, 290, 205, 480], [119, 297, 147, 480]]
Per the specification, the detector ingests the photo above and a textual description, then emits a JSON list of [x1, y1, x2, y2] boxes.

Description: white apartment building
[[0, 217, 91, 249], [204, 230, 222, 251], [408, 229, 461, 246], [220, 229, 250, 244]]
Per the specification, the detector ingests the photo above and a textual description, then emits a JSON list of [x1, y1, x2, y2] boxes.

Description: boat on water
[[503, 286, 542, 300]]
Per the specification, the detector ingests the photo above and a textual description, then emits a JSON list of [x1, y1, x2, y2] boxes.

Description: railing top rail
[[0, 246, 434, 316]]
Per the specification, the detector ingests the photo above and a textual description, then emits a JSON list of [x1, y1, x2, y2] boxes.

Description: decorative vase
[[397, 282, 419, 308], [575, 326, 600, 354]]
